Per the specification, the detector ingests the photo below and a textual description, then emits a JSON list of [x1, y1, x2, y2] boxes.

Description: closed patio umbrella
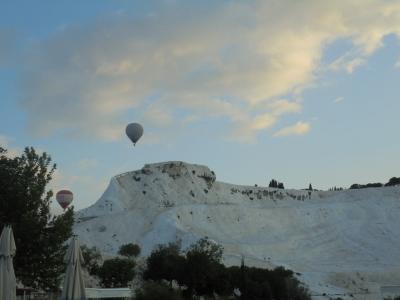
[[61, 236, 86, 300], [0, 225, 16, 300]]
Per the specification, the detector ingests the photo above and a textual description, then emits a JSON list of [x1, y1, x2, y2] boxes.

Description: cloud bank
[[18, 0, 400, 142], [273, 121, 311, 137]]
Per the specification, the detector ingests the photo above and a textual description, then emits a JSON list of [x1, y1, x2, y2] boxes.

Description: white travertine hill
[[74, 161, 400, 299]]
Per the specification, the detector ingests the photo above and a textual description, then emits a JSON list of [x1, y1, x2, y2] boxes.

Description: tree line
[[349, 177, 400, 189], [84, 239, 311, 300]]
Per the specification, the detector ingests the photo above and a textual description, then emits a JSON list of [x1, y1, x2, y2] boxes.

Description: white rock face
[[74, 161, 400, 299]]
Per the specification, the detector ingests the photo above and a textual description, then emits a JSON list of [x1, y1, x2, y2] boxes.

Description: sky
[[1, 0, 400, 212]]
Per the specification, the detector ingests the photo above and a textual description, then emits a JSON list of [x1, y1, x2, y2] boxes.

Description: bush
[[227, 265, 310, 300], [134, 281, 184, 300], [143, 242, 185, 285], [143, 238, 311, 300], [183, 245, 230, 298], [98, 257, 135, 288], [385, 177, 400, 186], [118, 243, 141, 258], [350, 182, 383, 189]]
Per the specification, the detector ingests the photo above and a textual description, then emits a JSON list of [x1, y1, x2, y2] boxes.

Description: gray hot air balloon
[[126, 123, 143, 146]]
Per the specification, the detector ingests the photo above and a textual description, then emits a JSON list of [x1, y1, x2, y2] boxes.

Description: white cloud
[[330, 55, 366, 74], [273, 121, 311, 137], [18, 0, 400, 142], [333, 96, 345, 103]]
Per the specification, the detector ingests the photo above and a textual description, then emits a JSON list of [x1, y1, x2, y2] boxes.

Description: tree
[[182, 238, 229, 298], [118, 243, 141, 258], [385, 177, 400, 186], [308, 183, 312, 191], [98, 257, 136, 288], [269, 179, 278, 188], [81, 245, 102, 275], [187, 237, 223, 263], [269, 179, 284, 189], [143, 242, 185, 285], [0, 146, 74, 290]]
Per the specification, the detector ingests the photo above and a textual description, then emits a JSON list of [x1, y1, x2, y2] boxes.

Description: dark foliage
[[0, 146, 74, 290], [385, 177, 400, 187], [98, 257, 136, 288], [143, 241, 186, 285], [350, 182, 383, 189], [81, 245, 102, 275], [182, 240, 229, 298], [227, 265, 310, 300], [118, 243, 141, 258], [269, 179, 285, 189], [349, 176, 400, 189], [134, 281, 184, 300], [328, 187, 344, 191], [143, 237, 310, 300]]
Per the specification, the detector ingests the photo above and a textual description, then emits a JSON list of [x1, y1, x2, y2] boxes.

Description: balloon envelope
[[56, 190, 73, 210], [126, 123, 143, 145]]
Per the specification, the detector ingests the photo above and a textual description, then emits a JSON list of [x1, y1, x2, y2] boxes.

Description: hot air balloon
[[126, 123, 143, 146], [56, 190, 73, 210]]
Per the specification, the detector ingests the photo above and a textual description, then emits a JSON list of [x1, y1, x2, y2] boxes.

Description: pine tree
[[0, 146, 74, 290]]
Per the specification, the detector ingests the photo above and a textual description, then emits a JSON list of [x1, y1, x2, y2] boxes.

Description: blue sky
[[1, 0, 400, 212]]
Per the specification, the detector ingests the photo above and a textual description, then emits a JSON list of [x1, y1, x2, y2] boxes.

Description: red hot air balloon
[[56, 190, 73, 210]]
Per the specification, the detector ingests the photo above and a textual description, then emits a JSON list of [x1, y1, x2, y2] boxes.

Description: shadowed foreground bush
[[143, 238, 311, 300], [134, 281, 184, 300]]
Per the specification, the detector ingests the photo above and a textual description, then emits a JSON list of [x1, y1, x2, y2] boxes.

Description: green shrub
[[118, 243, 141, 258], [143, 241, 185, 285], [98, 257, 135, 288]]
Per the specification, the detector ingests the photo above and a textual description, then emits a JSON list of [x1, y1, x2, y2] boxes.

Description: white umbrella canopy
[[61, 236, 86, 300], [0, 225, 16, 300]]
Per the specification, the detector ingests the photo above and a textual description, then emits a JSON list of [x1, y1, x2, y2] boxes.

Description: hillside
[[74, 161, 400, 299]]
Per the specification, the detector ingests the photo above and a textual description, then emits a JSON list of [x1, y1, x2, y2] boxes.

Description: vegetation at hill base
[[98, 257, 136, 288], [81, 243, 140, 288], [81, 245, 102, 275], [81, 237, 310, 299], [0, 146, 74, 290], [141, 237, 311, 300], [118, 242, 141, 258]]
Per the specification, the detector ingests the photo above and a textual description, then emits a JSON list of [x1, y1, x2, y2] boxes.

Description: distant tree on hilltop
[[269, 179, 285, 189], [385, 177, 400, 187], [350, 182, 383, 189]]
